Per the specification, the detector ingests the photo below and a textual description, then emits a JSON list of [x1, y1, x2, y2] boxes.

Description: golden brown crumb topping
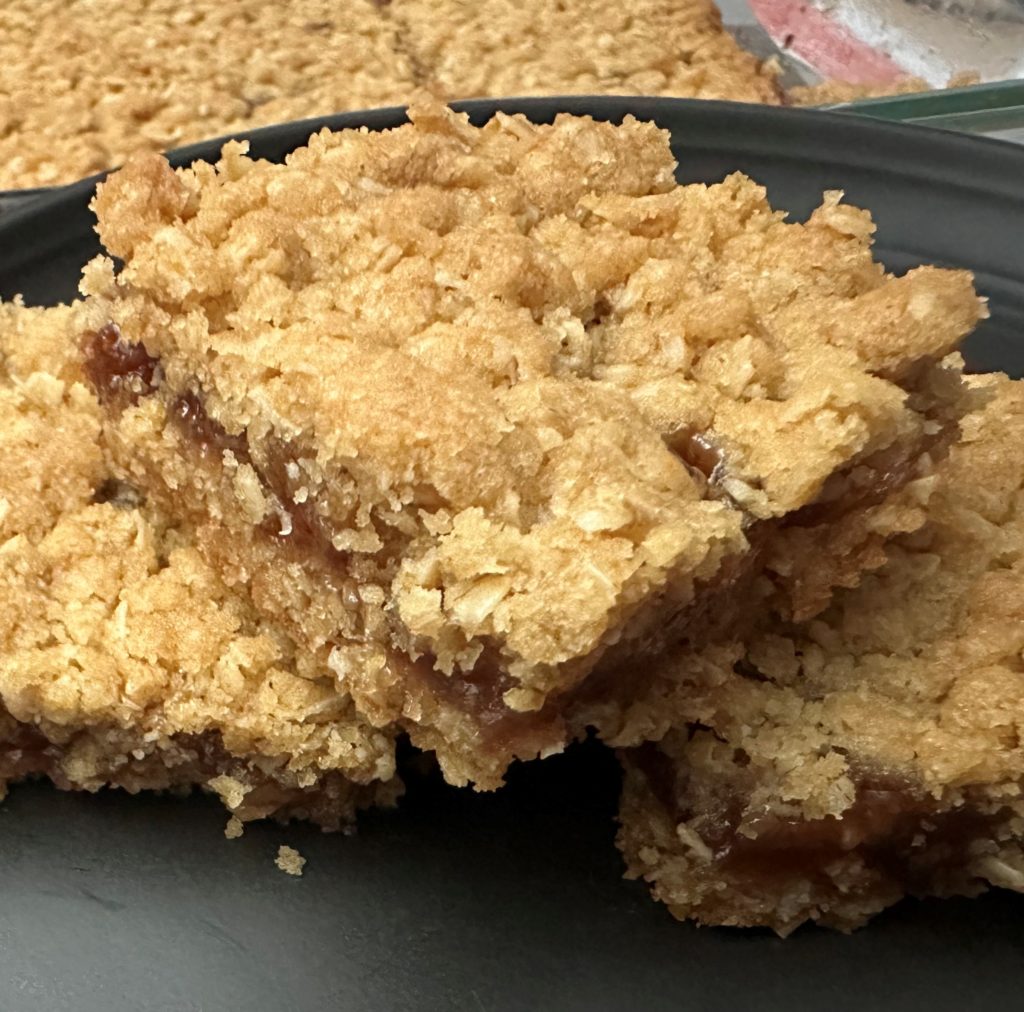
[[390, 0, 780, 103], [83, 101, 981, 687], [77, 100, 982, 786], [0, 0, 416, 189]]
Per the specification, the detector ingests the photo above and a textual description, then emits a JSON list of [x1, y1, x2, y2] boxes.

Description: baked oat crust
[[0, 0, 781, 190]]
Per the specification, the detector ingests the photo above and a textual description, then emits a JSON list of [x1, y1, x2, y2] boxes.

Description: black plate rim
[[3, 95, 1024, 238]]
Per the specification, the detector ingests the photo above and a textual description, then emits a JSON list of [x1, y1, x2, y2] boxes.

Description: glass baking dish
[[835, 79, 1024, 143]]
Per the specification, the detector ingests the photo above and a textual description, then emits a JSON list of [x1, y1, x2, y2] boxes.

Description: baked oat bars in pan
[[0, 304, 399, 828], [79, 100, 984, 788], [617, 377, 1024, 933]]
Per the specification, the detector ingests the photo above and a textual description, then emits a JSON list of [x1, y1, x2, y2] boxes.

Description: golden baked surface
[[88, 102, 982, 524], [617, 377, 1024, 933], [390, 0, 779, 103], [0, 0, 416, 189]]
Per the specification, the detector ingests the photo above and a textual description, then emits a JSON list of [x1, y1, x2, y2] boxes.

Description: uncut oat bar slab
[[617, 376, 1024, 934], [81, 100, 982, 788], [0, 303, 398, 829]]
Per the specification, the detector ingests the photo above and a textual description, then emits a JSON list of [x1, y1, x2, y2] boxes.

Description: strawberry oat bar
[[617, 377, 1024, 933], [78, 101, 983, 788], [0, 303, 398, 828]]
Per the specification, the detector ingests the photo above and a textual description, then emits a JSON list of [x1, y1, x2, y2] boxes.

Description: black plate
[[1, 99, 1023, 1012]]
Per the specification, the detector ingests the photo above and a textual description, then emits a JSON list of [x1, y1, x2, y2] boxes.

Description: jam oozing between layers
[[171, 393, 355, 575], [637, 743, 1003, 897], [82, 323, 160, 406], [83, 327, 350, 569], [0, 714, 369, 829], [81, 323, 962, 757], [80, 324, 566, 757]]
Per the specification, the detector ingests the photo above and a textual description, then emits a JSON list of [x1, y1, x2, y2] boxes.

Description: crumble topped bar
[[617, 377, 1024, 933], [0, 305, 399, 827], [82, 101, 982, 787]]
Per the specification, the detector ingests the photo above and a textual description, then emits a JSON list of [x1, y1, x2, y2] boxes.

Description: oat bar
[[81, 101, 983, 787], [617, 377, 1024, 933], [0, 304, 399, 828]]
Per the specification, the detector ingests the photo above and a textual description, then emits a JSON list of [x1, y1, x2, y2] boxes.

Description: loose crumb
[[224, 817, 244, 840], [275, 845, 306, 877]]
